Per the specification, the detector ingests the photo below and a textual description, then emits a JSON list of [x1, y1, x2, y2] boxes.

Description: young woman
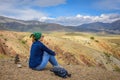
[[29, 32, 59, 70]]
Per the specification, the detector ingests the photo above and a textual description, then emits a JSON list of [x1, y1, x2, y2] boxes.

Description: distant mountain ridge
[[0, 16, 120, 34], [76, 20, 120, 34], [0, 16, 72, 32]]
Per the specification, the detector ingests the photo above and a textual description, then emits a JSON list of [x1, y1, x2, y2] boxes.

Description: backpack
[[50, 66, 71, 78]]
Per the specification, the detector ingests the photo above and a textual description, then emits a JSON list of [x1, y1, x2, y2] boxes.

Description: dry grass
[[0, 30, 120, 78]]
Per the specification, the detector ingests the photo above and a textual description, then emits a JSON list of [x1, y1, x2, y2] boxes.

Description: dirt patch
[[0, 59, 120, 80]]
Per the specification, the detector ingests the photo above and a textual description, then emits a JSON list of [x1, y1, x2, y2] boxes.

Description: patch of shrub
[[21, 40, 27, 44], [104, 52, 111, 58], [114, 66, 120, 72], [90, 36, 95, 40], [95, 40, 99, 43], [4, 38, 8, 41]]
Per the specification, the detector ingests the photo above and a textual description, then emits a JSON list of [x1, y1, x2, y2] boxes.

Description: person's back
[[29, 41, 44, 68]]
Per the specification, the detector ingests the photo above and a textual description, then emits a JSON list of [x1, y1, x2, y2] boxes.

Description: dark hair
[[30, 32, 42, 41]]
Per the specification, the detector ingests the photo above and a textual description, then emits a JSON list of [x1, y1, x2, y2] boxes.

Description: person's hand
[[40, 35, 44, 41], [54, 52, 58, 56]]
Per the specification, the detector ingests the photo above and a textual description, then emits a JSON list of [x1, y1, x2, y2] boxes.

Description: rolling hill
[[0, 16, 120, 34], [76, 20, 120, 34], [0, 16, 72, 32], [0, 31, 120, 80], [0, 31, 120, 70]]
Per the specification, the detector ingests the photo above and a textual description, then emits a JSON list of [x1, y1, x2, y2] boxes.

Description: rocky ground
[[0, 58, 120, 80]]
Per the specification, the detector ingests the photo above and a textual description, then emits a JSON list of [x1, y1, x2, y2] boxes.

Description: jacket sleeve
[[40, 42, 55, 56]]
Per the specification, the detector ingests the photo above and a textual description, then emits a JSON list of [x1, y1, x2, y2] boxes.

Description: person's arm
[[40, 42, 55, 56]]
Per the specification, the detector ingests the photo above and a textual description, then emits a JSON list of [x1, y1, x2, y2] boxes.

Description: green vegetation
[[114, 65, 120, 72], [4, 38, 8, 41], [104, 52, 111, 58], [90, 36, 95, 40], [21, 40, 27, 44], [95, 40, 99, 43], [90, 36, 99, 43]]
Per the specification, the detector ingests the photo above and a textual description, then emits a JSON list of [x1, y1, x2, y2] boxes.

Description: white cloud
[[33, 0, 66, 7], [40, 14, 120, 26], [0, 5, 47, 20], [0, 0, 66, 7], [0, 0, 66, 20], [0, 0, 120, 26], [94, 0, 120, 10]]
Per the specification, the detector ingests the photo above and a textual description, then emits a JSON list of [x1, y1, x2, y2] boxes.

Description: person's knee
[[44, 51, 50, 56], [35, 65, 45, 70]]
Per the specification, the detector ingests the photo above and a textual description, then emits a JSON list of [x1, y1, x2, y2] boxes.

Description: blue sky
[[31, 0, 120, 17], [0, 0, 120, 26]]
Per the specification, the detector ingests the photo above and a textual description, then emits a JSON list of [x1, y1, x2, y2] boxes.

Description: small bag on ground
[[50, 66, 71, 78]]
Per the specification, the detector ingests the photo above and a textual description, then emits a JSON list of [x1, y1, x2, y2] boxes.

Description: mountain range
[[0, 16, 120, 34], [76, 20, 120, 34]]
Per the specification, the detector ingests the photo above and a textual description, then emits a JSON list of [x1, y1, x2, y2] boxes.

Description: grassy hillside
[[43, 32, 120, 70], [0, 30, 120, 80], [0, 30, 30, 58], [0, 31, 120, 70]]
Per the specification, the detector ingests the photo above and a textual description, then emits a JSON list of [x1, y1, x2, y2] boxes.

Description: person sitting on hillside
[[29, 32, 59, 70]]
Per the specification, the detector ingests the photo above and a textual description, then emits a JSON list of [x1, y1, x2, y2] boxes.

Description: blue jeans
[[34, 51, 59, 70]]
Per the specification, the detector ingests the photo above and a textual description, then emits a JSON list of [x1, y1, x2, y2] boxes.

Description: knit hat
[[30, 32, 42, 41]]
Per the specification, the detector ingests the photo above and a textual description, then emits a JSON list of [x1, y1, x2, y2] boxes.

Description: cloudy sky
[[0, 0, 120, 26]]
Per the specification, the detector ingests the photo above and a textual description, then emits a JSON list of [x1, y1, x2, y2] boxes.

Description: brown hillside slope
[[0, 31, 120, 80], [0, 30, 30, 58], [0, 31, 120, 71], [43, 32, 120, 71]]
